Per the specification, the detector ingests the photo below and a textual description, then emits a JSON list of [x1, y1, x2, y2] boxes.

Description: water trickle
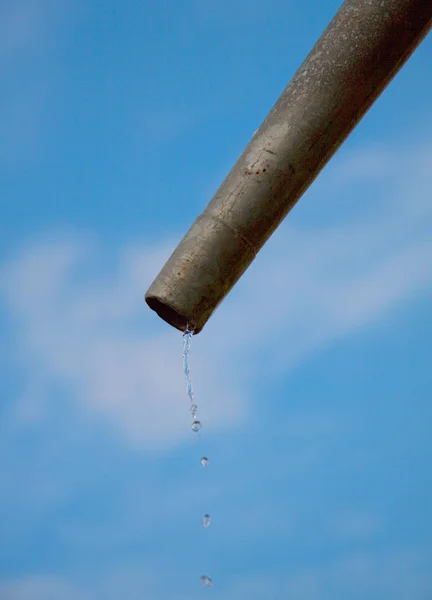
[[199, 575, 214, 588], [182, 328, 213, 587], [182, 329, 194, 405], [201, 514, 211, 528], [191, 420, 202, 433]]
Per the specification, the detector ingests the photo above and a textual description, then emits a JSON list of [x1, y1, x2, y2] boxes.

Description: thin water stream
[[182, 328, 214, 588]]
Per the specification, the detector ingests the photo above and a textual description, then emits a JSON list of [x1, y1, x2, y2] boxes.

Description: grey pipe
[[145, 0, 432, 334]]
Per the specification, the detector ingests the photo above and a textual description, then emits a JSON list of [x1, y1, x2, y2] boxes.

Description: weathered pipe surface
[[146, 0, 432, 334]]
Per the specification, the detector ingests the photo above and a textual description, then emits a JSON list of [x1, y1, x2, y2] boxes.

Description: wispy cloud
[[0, 575, 87, 600], [1, 142, 431, 449], [0, 233, 246, 450], [212, 142, 432, 370]]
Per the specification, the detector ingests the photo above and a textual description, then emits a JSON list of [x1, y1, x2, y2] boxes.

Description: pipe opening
[[145, 296, 189, 333]]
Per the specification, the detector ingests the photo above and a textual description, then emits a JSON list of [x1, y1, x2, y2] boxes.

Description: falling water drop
[[201, 514, 211, 528], [190, 404, 198, 418], [200, 457, 209, 468], [191, 420, 202, 433], [199, 575, 214, 588]]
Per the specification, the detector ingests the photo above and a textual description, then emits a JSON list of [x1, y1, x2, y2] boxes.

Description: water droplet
[[201, 514, 211, 528], [191, 420, 202, 433], [200, 457, 209, 468], [199, 575, 213, 588], [190, 404, 198, 418]]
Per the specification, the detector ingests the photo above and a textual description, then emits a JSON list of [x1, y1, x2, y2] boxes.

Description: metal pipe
[[145, 0, 432, 334]]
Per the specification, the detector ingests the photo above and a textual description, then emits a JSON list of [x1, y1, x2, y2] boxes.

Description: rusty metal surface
[[145, 0, 432, 334]]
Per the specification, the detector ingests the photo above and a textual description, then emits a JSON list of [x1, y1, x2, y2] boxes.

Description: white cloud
[[0, 576, 87, 600], [1, 143, 431, 450], [210, 142, 432, 371], [0, 233, 246, 451]]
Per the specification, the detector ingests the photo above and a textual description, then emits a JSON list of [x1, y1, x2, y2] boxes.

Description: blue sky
[[0, 1, 431, 598]]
